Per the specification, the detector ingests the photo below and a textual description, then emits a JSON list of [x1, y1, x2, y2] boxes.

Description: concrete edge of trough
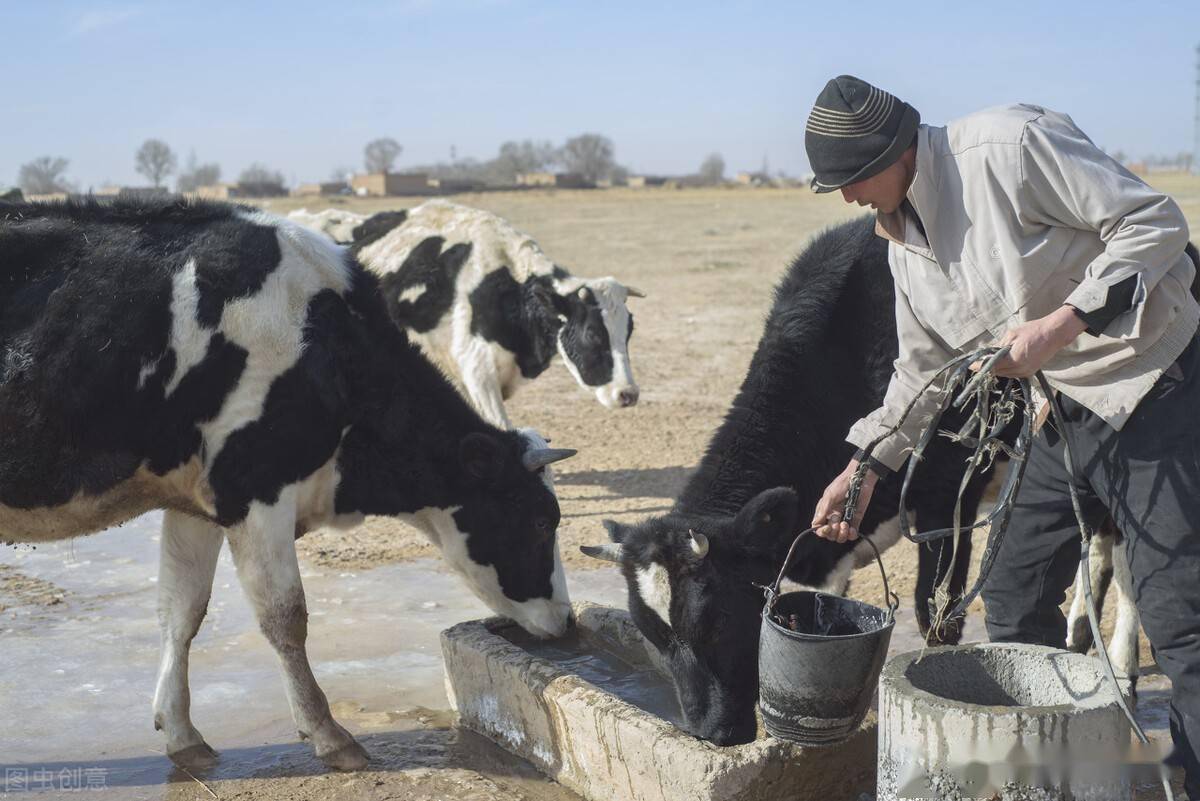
[[441, 601, 877, 801]]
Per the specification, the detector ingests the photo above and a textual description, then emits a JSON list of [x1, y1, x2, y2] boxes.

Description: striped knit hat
[[805, 75, 920, 193]]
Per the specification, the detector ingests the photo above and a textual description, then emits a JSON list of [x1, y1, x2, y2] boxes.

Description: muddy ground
[[6, 179, 1199, 800]]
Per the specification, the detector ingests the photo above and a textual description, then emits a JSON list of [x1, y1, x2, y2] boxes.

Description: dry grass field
[[279, 175, 1200, 640]]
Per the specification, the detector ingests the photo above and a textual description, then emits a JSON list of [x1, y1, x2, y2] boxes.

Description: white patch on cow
[[286, 208, 367, 243], [199, 215, 353, 460], [293, 445, 349, 536], [138, 355, 162, 390], [164, 259, 207, 396], [458, 337, 512, 428], [1109, 542, 1141, 681], [636, 562, 672, 626], [399, 283, 427, 304], [791, 514, 903, 596], [408, 504, 571, 639], [852, 514, 903, 570]]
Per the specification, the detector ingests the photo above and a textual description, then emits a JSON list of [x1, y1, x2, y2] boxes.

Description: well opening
[[904, 647, 1106, 708]]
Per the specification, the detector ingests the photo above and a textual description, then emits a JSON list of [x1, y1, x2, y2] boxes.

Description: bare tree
[[18, 156, 72, 194], [135, 139, 177, 188], [364, 138, 403, 173], [493, 139, 559, 183], [177, 151, 222, 192], [561, 134, 615, 183], [238, 163, 287, 196], [329, 165, 354, 183], [698, 153, 726, 185]]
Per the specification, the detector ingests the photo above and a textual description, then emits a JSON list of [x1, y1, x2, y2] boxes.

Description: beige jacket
[[846, 104, 1199, 472]]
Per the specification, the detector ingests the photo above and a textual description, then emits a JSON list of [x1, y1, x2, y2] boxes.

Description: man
[[806, 75, 1200, 794]]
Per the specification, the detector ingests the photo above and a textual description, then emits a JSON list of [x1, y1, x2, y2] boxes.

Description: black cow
[[0, 198, 576, 770], [584, 216, 995, 745]]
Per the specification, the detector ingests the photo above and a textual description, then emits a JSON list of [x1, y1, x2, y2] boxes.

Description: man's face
[[838, 153, 912, 214]]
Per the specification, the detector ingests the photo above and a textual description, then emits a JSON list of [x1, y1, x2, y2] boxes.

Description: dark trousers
[[983, 337, 1200, 797]]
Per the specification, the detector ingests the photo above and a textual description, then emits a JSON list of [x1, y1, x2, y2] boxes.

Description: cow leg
[[152, 511, 223, 767], [1065, 527, 1113, 654], [1109, 539, 1142, 695], [226, 493, 368, 771], [456, 340, 512, 428]]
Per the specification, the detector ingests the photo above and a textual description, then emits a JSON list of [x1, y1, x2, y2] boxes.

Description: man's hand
[[811, 459, 880, 543], [981, 306, 1087, 378]]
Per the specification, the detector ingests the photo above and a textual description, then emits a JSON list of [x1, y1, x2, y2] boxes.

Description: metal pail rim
[[762, 590, 897, 642], [762, 527, 900, 629]]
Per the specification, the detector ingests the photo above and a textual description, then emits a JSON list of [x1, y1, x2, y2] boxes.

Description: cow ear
[[459, 432, 505, 483], [603, 518, 629, 543], [528, 279, 567, 320], [734, 487, 799, 542]]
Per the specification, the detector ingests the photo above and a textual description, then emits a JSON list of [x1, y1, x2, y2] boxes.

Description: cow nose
[[618, 388, 639, 407]]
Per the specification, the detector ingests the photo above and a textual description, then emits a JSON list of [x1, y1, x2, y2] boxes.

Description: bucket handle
[[764, 527, 900, 621]]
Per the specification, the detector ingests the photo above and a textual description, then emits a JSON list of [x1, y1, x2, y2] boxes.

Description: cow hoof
[[1065, 628, 1093, 654], [169, 742, 219, 769], [319, 740, 369, 771], [924, 616, 965, 647]]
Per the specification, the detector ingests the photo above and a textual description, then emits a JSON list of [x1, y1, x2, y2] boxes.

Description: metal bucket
[[758, 531, 898, 745]]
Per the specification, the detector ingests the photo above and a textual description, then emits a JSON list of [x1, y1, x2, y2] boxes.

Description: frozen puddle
[[0, 517, 1172, 798], [0, 512, 626, 797]]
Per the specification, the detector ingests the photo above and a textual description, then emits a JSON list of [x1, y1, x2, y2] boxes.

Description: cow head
[[581, 487, 801, 745], [413, 428, 575, 639], [551, 276, 642, 410]]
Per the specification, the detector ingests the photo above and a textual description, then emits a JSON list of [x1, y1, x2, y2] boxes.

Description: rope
[[849, 348, 1173, 800]]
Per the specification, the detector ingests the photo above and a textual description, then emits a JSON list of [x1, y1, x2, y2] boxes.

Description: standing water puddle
[[0, 512, 626, 798], [0, 517, 1172, 798]]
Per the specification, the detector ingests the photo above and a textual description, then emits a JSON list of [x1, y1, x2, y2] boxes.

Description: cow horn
[[581, 543, 625, 563], [523, 447, 577, 472], [689, 528, 709, 558], [625, 285, 647, 298]]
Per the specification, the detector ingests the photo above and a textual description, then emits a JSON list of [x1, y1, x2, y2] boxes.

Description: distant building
[[192, 183, 241, 200], [516, 172, 592, 188], [351, 172, 431, 197], [627, 175, 668, 188], [25, 192, 69, 203], [116, 187, 170, 201], [291, 181, 347, 197], [428, 177, 484, 193], [736, 171, 772, 186]]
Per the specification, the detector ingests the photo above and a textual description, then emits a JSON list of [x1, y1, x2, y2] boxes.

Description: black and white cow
[[0, 198, 576, 770], [335, 200, 642, 428], [583, 216, 996, 745], [287, 207, 368, 242]]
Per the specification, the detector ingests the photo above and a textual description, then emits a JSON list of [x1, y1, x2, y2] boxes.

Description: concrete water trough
[[441, 602, 876, 801], [878, 643, 1132, 801]]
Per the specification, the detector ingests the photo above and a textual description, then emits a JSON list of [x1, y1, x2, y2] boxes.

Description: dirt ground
[[283, 177, 1200, 657], [35, 179, 1193, 801]]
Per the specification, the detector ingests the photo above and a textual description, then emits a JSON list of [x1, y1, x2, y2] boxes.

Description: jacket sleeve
[[1019, 116, 1190, 325], [845, 244, 959, 473]]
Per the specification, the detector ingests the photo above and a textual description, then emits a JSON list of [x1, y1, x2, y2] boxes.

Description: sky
[[3, 0, 1199, 190]]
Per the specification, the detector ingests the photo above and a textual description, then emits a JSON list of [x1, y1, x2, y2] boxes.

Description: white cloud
[[67, 5, 142, 38]]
